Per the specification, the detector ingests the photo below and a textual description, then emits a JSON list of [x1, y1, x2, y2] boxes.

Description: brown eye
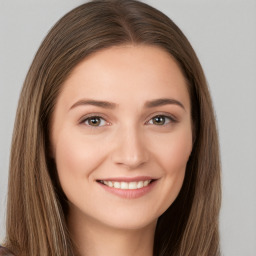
[[149, 115, 172, 126], [84, 116, 106, 127]]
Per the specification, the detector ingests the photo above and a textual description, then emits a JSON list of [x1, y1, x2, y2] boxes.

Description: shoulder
[[0, 246, 16, 256]]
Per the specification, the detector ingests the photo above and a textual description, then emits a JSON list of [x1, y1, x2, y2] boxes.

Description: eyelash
[[80, 113, 177, 128]]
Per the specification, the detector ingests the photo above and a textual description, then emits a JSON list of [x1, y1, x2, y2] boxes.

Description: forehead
[[57, 44, 190, 111]]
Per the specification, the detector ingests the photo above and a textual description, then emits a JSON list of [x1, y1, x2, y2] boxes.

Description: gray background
[[0, 0, 255, 255]]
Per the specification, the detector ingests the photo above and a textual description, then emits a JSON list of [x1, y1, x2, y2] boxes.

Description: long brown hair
[[3, 0, 221, 255]]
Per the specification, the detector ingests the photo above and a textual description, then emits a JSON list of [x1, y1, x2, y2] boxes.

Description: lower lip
[[97, 180, 157, 199]]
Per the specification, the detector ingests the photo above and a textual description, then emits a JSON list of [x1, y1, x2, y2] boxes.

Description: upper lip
[[96, 176, 158, 182]]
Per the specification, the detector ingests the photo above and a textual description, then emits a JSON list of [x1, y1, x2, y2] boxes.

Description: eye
[[148, 115, 173, 126], [83, 116, 107, 127]]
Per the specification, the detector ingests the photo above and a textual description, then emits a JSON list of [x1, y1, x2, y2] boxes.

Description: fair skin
[[50, 45, 193, 256]]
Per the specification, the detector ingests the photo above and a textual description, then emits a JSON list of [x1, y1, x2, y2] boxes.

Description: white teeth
[[113, 182, 121, 189], [100, 180, 152, 189], [137, 181, 144, 188], [121, 182, 128, 189], [144, 180, 150, 186], [128, 182, 137, 189]]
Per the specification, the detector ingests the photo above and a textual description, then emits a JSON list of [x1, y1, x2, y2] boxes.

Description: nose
[[111, 126, 149, 169]]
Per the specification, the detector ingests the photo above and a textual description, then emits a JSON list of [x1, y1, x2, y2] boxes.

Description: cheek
[[150, 126, 192, 212], [153, 127, 193, 173], [54, 130, 105, 187]]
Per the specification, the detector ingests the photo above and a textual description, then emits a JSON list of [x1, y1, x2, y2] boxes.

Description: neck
[[67, 209, 156, 256]]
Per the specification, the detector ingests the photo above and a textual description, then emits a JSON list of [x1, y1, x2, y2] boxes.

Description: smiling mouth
[[97, 180, 155, 190]]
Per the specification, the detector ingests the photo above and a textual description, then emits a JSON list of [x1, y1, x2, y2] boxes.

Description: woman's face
[[50, 45, 193, 230]]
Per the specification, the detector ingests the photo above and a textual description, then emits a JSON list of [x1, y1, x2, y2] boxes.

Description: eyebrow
[[70, 98, 185, 111], [70, 99, 117, 110], [145, 98, 185, 110]]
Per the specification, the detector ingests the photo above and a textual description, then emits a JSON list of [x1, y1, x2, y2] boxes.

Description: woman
[[1, 0, 221, 255]]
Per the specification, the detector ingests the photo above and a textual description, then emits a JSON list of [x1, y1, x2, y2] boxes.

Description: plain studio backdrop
[[0, 1, 255, 255]]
